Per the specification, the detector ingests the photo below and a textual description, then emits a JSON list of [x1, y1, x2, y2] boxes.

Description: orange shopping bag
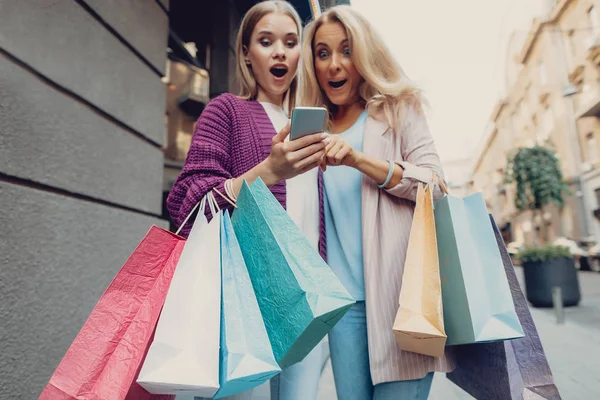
[[392, 183, 447, 357]]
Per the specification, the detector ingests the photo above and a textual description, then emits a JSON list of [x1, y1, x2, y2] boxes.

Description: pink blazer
[[360, 104, 456, 383]]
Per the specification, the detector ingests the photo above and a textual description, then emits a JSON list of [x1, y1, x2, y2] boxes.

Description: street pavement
[[317, 268, 600, 400], [247, 269, 600, 399]]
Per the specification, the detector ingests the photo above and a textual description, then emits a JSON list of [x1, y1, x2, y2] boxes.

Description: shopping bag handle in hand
[[214, 182, 238, 209], [398, 163, 449, 195], [419, 169, 449, 196], [222, 178, 238, 205], [432, 172, 449, 195], [175, 191, 221, 236]]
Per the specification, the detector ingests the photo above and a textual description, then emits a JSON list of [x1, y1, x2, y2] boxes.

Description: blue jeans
[[329, 302, 434, 400], [270, 340, 324, 400], [190, 341, 323, 400]]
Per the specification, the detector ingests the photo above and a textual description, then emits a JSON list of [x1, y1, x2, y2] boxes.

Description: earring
[[245, 59, 251, 65]]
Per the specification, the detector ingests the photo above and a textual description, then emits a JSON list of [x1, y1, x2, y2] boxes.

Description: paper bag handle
[[433, 173, 449, 195], [174, 191, 221, 236], [399, 163, 448, 195]]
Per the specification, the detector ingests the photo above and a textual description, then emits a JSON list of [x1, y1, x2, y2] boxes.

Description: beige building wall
[[471, 0, 600, 246]]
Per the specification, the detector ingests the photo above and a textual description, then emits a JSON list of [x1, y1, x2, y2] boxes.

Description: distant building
[[469, 0, 600, 246]]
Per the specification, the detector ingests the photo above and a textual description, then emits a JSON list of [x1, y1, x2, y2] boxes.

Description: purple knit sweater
[[166, 93, 327, 259]]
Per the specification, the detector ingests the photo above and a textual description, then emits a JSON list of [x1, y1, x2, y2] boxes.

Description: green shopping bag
[[231, 178, 355, 368], [434, 192, 524, 345], [213, 211, 281, 398]]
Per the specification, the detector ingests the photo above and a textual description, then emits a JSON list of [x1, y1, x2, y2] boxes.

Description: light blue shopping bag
[[434, 192, 524, 346], [213, 212, 281, 399], [231, 178, 355, 369]]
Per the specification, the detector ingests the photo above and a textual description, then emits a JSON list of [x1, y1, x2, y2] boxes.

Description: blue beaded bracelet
[[378, 160, 395, 189]]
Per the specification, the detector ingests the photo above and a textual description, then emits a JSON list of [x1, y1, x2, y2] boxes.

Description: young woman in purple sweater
[[166, 2, 328, 399]]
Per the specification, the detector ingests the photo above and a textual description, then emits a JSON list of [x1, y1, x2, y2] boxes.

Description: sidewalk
[[317, 269, 600, 400], [248, 270, 600, 399]]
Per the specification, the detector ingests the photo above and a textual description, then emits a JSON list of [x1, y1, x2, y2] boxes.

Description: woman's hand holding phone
[[264, 123, 330, 181], [228, 122, 329, 198]]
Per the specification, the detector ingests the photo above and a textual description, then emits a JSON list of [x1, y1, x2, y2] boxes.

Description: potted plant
[[505, 145, 570, 244], [505, 146, 578, 307], [517, 245, 581, 307]]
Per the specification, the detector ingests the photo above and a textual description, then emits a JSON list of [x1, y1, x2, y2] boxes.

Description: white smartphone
[[290, 107, 327, 140]]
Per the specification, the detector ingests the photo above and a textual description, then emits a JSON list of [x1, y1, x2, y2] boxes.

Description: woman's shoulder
[[367, 95, 424, 133], [205, 93, 244, 112], [198, 93, 253, 125]]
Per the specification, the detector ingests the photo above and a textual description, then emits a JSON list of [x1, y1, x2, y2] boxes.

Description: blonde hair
[[299, 5, 424, 131], [235, 0, 302, 114]]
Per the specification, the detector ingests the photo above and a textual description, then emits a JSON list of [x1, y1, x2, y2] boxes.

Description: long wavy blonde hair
[[299, 5, 424, 131], [235, 0, 302, 114]]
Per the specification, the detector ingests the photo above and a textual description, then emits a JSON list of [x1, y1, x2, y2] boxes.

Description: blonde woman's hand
[[321, 134, 362, 171]]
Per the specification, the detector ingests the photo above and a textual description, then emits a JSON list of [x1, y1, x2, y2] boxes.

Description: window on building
[[539, 60, 547, 85], [589, 6, 600, 38], [532, 114, 540, 143], [529, 87, 538, 108], [587, 132, 598, 163], [495, 168, 505, 186], [518, 99, 529, 120], [542, 106, 554, 141], [510, 113, 518, 134], [570, 78, 584, 110], [564, 30, 576, 67], [594, 188, 600, 206], [502, 126, 512, 149]]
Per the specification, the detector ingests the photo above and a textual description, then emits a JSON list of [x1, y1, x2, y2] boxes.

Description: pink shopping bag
[[39, 226, 184, 400]]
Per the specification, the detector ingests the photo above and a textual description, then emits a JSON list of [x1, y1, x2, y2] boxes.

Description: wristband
[[378, 160, 395, 189]]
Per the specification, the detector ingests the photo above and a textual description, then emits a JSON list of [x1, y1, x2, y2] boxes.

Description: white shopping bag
[[138, 194, 221, 397]]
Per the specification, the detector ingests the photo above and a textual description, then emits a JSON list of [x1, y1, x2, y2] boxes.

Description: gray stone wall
[[0, 0, 169, 398]]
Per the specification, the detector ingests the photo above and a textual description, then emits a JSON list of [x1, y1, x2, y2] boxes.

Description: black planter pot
[[522, 257, 581, 307]]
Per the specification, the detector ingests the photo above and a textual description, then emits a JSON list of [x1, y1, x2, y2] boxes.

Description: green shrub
[[517, 245, 573, 263]]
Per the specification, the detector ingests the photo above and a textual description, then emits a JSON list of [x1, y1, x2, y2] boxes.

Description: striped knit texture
[[166, 94, 326, 259]]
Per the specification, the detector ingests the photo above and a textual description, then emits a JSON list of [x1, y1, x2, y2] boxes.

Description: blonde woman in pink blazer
[[299, 6, 456, 400]]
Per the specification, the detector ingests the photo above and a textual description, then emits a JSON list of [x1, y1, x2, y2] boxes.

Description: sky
[[350, 0, 545, 164]]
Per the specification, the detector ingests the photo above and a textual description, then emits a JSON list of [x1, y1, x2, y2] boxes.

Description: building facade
[[470, 0, 600, 246], [1, 1, 169, 398]]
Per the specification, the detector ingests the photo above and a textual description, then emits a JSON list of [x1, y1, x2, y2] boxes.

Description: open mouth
[[270, 66, 288, 78], [329, 79, 347, 89]]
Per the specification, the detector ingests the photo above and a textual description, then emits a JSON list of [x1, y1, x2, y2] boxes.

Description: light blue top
[[323, 110, 368, 300]]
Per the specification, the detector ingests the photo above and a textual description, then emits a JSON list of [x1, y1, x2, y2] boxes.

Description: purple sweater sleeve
[[166, 95, 236, 234]]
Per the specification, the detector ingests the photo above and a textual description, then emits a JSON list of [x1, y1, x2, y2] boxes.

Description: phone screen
[[290, 107, 327, 140]]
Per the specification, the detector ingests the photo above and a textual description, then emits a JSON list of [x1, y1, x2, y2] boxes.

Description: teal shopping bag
[[231, 178, 355, 368], [434, 192, 524, 346], [213, 212, 281, 399]]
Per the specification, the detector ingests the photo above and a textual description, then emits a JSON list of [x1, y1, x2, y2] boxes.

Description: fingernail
[[323, 137, 332, 144], [320, 132, 328, 139]]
